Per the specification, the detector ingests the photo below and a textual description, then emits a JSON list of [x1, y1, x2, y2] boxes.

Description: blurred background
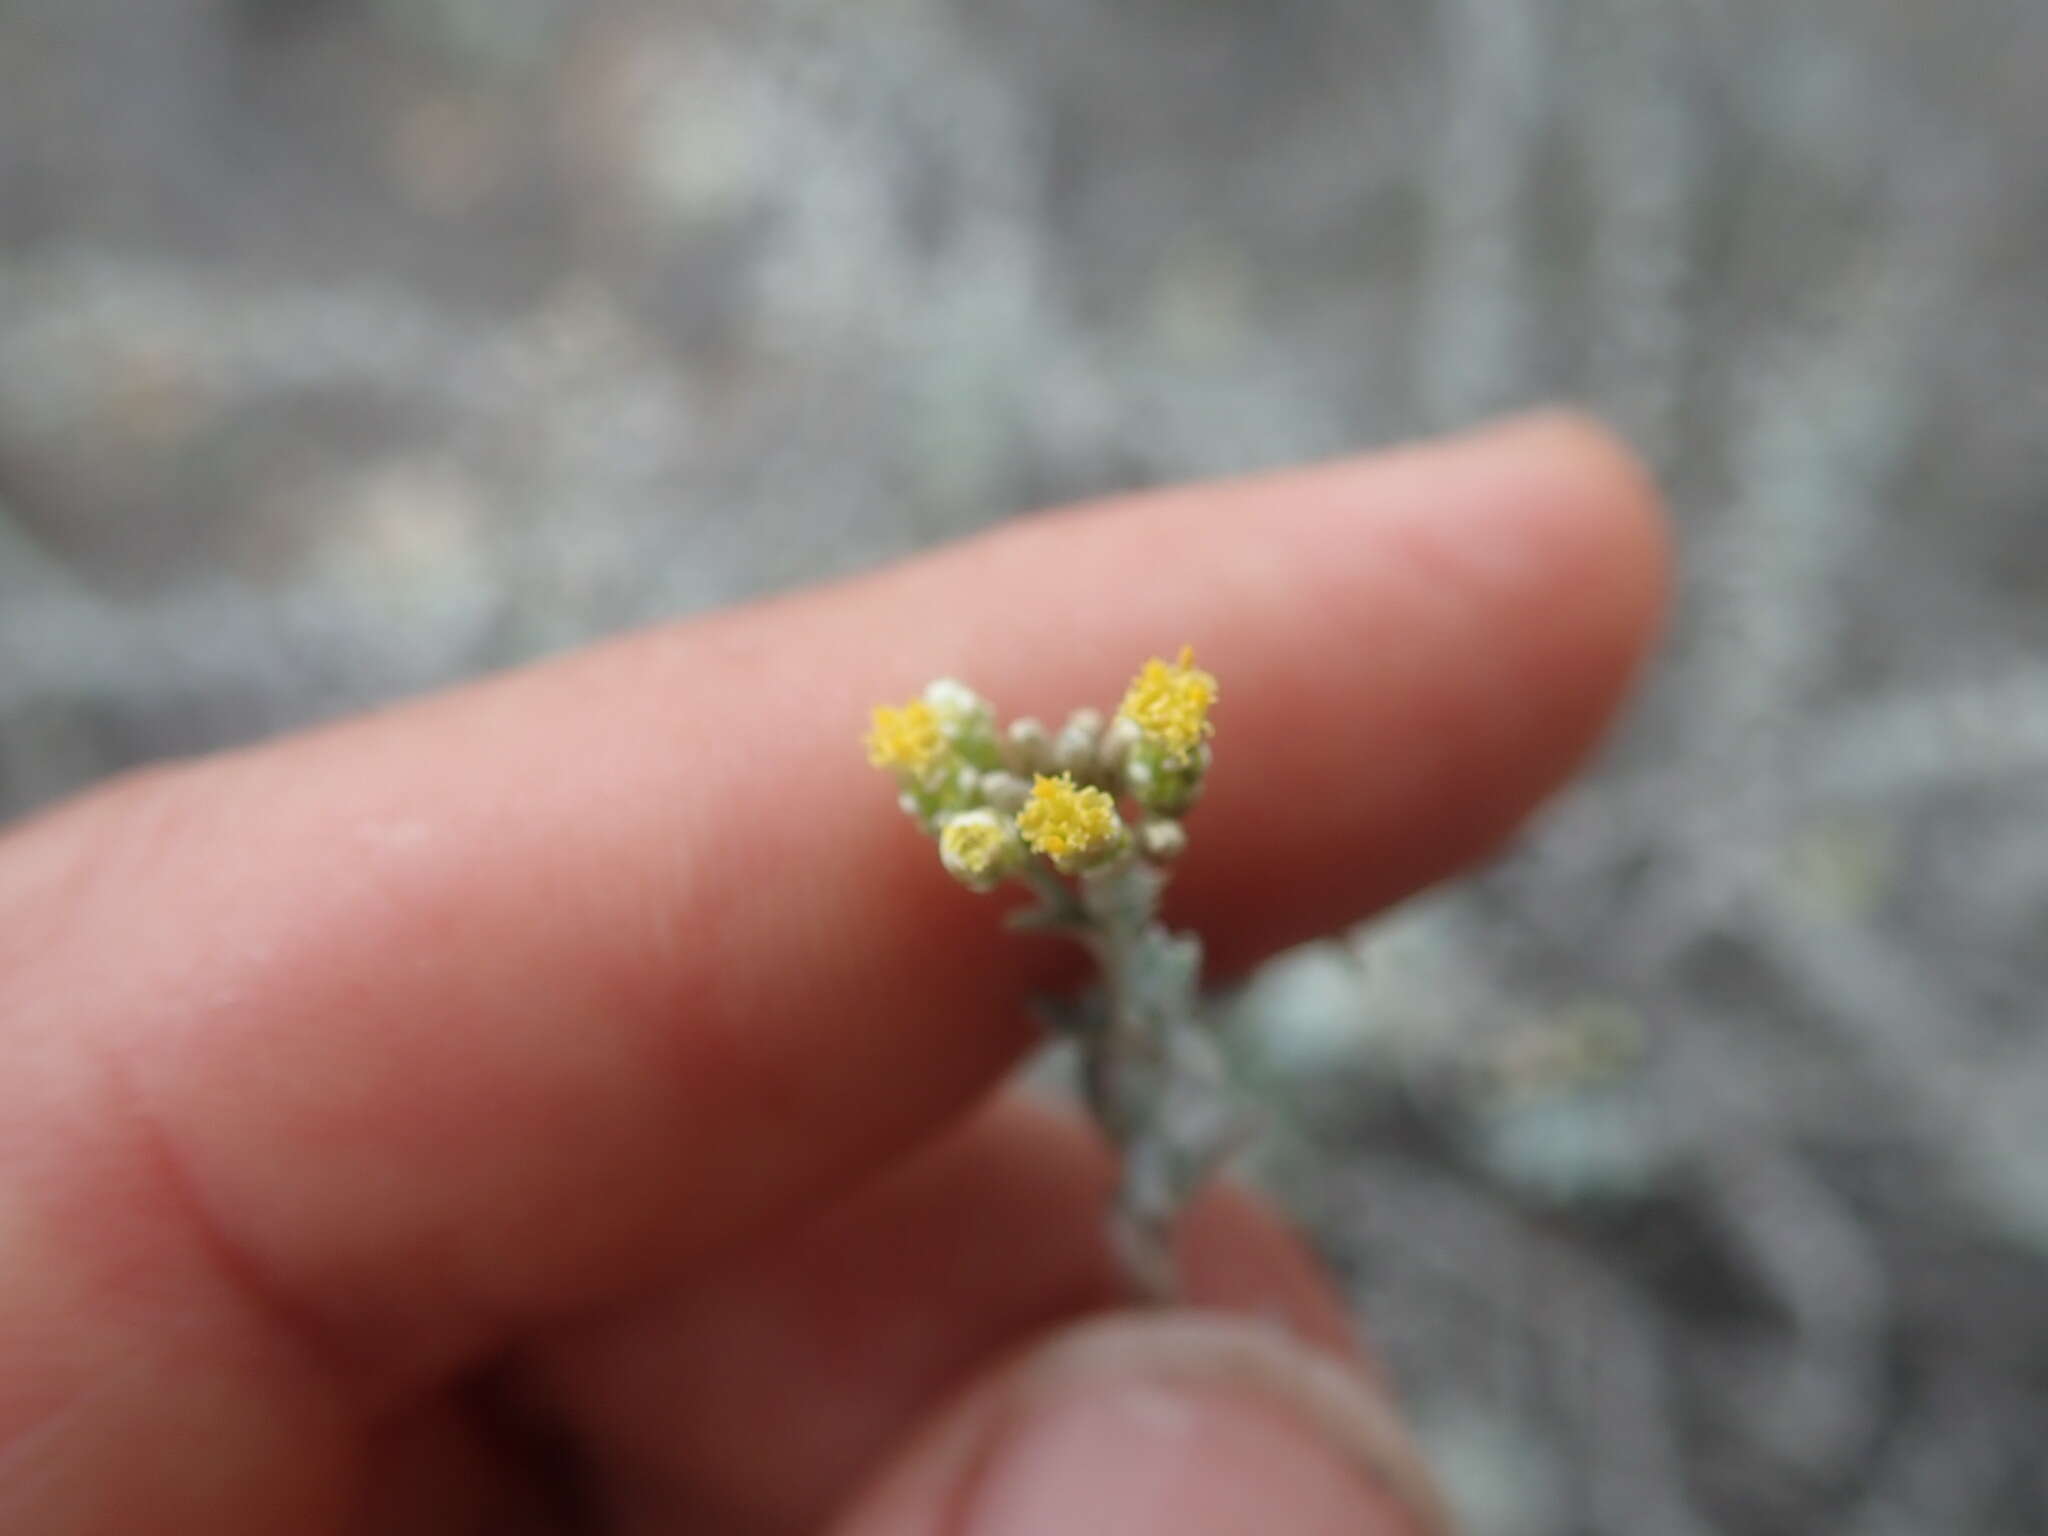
[[3, 0, 2046, 1530]]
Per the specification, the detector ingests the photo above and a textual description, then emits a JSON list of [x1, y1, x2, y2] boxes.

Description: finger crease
[[100, 1044, 365, 1420]]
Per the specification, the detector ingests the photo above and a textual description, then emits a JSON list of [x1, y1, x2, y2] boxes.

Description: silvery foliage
[[1024, 854, 1241, 1301], [3, 0, 2047, 1530]]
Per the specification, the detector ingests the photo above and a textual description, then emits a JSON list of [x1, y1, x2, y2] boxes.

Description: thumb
[[829, 1312, 1453, 1536]]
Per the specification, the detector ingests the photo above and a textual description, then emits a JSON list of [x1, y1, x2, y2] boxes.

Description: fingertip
[[1499, 407, 1673, 770], [1169, 408, 1670, 965], [828, 1313, 1448, 1536], [2, 412, 1673, 1435], [1481, 406, 1673, 652]]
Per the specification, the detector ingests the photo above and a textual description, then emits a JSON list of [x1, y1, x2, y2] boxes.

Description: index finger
[[0, 414, 1662, 1437]]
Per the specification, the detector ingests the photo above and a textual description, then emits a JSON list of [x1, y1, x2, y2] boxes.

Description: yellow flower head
[[865, 699, 947, 779], [1017, 773, 1125, 872], [939, 809, 1019, 888], [1117, 645, 1218, 763]]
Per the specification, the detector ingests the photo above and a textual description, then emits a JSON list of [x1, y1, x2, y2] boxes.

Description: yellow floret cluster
[[940, 813, 1013, 883], [865, 647, 1214, 889], [1016, 773, 1125, 872], [864, 699, 947, 779], [1117, 646, 1218, 763]]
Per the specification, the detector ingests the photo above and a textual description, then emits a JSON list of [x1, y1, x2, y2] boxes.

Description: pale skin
[[0, 413, 1666, 1535]]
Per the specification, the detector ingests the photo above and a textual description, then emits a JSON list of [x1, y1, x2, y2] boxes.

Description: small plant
[[867, 648, 1243, 1299]]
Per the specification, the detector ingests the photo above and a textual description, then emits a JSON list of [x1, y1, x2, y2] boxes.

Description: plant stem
[[1015, 856, 1238, 1301]]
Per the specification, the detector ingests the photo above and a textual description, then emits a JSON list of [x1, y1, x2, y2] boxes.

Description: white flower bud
[[923, 678, 993, 738], [1004, 717, 1052, 774], [979, 771, 1032, 812], [1054, 708, 1104, 776], [938, 808, 1024, 891], [1138, 819, 1188, 862], [1098, 714, 1142, 777]]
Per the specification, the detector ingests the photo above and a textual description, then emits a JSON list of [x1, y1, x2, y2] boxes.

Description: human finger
[[0, 413, 1660, 1530], [530, 1092, 1363, 1534]]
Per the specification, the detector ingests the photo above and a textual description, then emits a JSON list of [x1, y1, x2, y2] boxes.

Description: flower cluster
[[864, 700, 947, 779], [862, 678, 1002, 828], [1017, 773, 1126, 873], [1116, 645, 1218, 816], [868, 648, 1239, 1308], [865, 648, 1219, 891], [1118, 645, 1217, 763]]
